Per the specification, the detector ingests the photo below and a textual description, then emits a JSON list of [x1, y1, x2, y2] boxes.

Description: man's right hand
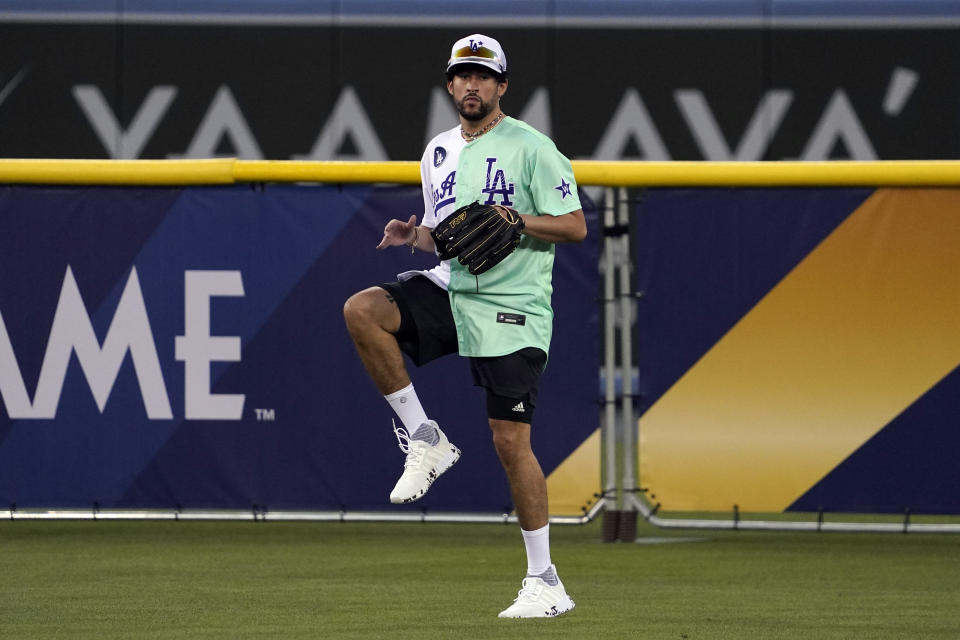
[[376, 214, 418, 250]]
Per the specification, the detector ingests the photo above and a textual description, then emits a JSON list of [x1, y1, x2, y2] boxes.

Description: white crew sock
[[521, 523, 552, 577], [384, 383, 429, 432]]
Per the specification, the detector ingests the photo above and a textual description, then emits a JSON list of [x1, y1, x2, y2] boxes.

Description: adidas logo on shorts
[[511, 402, 525, 413]]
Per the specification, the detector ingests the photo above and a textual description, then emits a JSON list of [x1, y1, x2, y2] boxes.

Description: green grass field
[[2, 516, 958, 639]]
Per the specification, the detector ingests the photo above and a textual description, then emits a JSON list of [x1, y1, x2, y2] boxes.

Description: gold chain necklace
[[462, 112, 504, 140]]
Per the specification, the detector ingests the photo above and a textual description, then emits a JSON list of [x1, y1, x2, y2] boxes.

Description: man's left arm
[[518, 209, 586, 244]]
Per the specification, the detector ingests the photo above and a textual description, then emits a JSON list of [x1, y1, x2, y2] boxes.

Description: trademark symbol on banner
[[254, 408, 276, 422]]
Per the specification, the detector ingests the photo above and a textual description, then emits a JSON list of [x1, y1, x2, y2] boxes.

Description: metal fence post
[[617, 186, 638, 542], [601, 187, 621, 541]]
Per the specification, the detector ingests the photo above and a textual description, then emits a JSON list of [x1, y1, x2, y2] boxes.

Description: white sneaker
[[497, 566, 575, 618], [389, 420, 460, 504]]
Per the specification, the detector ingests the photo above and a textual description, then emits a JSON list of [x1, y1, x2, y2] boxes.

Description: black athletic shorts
[[469, 347, 546, 424], [379, 275, 546, 423], [379, 276, 457, 366]]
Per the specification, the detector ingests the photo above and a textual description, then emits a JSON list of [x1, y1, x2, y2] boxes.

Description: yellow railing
[[3, 159, 960, 186]]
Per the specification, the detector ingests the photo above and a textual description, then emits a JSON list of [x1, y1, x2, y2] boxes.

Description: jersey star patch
[[555, 178, 572, 199]]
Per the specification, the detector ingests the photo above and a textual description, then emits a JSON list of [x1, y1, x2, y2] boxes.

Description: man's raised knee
[[342, 291, 367, 330], [343, 287, 400, 336]]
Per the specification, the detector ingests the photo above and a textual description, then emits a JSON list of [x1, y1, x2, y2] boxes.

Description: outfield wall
[[2, 160, 960, 518]]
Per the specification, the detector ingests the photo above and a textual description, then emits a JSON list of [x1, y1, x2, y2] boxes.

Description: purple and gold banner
[[636, 188, 960, 514]]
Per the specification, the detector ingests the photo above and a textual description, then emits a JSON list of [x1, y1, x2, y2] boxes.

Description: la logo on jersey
[[432, 170, 457, 211], [482, 157, 514, 206]]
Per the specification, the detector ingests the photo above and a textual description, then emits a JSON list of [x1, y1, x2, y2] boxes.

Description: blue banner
[[0, 184, 599, 512]]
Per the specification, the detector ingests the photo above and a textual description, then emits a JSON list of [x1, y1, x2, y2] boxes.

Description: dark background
[[1, 23, 957, 161]]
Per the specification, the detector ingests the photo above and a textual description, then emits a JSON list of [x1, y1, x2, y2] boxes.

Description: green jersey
[[447, 117, 582, 357]]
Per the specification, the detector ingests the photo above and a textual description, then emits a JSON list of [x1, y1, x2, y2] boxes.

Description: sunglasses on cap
[[449, 45, 502, 64]]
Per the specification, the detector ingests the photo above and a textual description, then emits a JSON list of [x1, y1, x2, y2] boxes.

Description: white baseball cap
[[446, 33, 507, 75]]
